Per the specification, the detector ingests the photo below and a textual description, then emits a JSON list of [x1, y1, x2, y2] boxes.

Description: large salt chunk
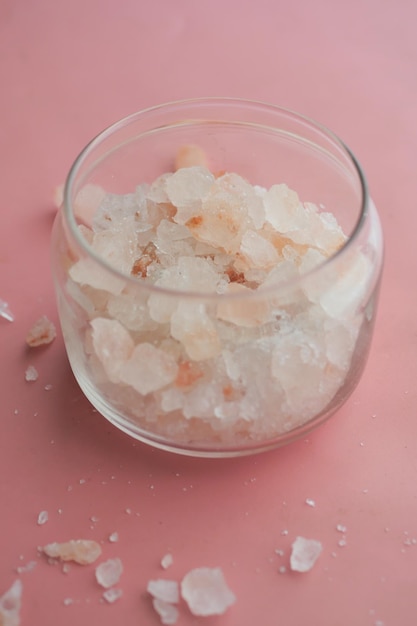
[[171, 302, 221, 361], [95, 558, 123, 588], [240, 229, 279, 269], [0, 298, 15, 322], [216, 283, 271, 327], [290, 536, 323, 572], [0, 579, 22, 626], [147, 579, 179, 604], [152, 598, 179, 625], [91, 228, 136, 275], [119, 343, 178, 395], [42, 539, 102, 564], [69, 257, 126, 295], [93, 190, 145, 232], [26, 316, 56, 347], [73, 184, 106, 227], [90, 318, 134, 383], [181, 567, 236, 616], [319, 253, 372, 320], [166, 166, 214, 212]]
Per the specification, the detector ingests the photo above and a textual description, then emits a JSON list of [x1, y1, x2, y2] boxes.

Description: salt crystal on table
[[108, 532, 119, 543], [37, 510, 48, 525], [160, 553, 173, 570], [181, 567, 236, 616], [25, 366, 38, 382], [26, 316, 56, 347], [152, 598, 179, 625], [166, 166, 214, 211], [95, 558, 123, 588], [147, 580, 179, 604], [0, 298, 15, 322], [103, 588, 122, 603], [42, 539, 102, 565], [0, 579, 22, 626], [290, 537, 323, 572]]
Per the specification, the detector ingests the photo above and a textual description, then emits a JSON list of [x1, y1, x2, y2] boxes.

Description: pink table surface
[[1, 1, 416, 625]]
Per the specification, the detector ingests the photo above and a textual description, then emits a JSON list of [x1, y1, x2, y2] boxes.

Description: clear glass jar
[[51, 98, 383, 457]]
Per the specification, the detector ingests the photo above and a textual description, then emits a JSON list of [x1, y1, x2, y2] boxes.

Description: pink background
[[1, 1, 416, 624]]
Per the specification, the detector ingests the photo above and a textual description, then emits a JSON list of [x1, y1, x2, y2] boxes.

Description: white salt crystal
[[63, 597, 73, 606], [152, 598, 179, 625], [290, 537, 323, 572], [95, 558, 123, 588], [336, 524, 347, 533], [166, 166, 214, 210], [264, 183, 302, 233], [90, 318, 134, 384], [216, 282, 271, 327], [26, 316, 56, 347], [37, 510, 48, 525], [108, 532, 119, 543], [170, 302, 221, 361], [240, 229, 279, 269], [25, 366, 38, 382], [119, 343, 178, 395], [42, 539, 102, 565], [69, 257, 126, 295], [181, 567, 236, 616], [15, 561, 37, 575], [0, 298, 15, 322], [305, 498, 316, 507], [0, 579, 22, 626], [147, 580, 179, 604], [161, 553, 174, 570], [103, 588, 122, 603]]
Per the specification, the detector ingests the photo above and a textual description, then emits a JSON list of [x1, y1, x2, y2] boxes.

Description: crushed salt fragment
[[336, 524, 347, 533], [305, 498, 316, 507], [338, 538, 347, 547], [147, 580, 179, 604], [62, 563, 71, 574], [37, 510, 49, 525], [63, 598, 74, 606], [281, 529, 289, 536], [0, 299, 15, 322], [152, 598, 179, 625], [108, 532, 119, 543], [44, 384, 53, 391], [25, 365, 38, 382], [103, 588, 122, 603], [26, 316, 56, 347], [0, 579, 22, 626], [278, 565, 287, 574], [161, 553, 174, 570], [95, 558, 123, 588], [42, 539, 102, 564], [16, 561, 37, 575], [290, 537, 323, 572], [181, 567, 236, 616]]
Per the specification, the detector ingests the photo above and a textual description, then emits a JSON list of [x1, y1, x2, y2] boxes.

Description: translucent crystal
[[90, 318, 134, 383], [95, 558, 123, 588], [37, 510, 48, 525], [160, 553, 174, 570], [25, 366, 39, 382], [0, 298, 15, 322], [103, 588, 122, 603], [119, 343, 178, 395], [147, 579, 179, 604], [181, 567, 236, 616], [42, 539, 102, 564], [171, 302, 221, 361], [290, 536, 323, 572], [26, 316, 56, 347], [0, 579, 22, 626], [175, 144, 210, 170], [240, 229, 279, 269], [152, 598, 179, 625], [73, 184, 106, 227]]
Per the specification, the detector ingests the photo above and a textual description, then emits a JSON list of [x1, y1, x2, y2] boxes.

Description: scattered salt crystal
[[42, 539, 102, 564], [175, 144, 209, 170], [108, 532, 119, 543], [62, 563, 71, 574], [44, 384, 53, 391], [180, 567, 236, 616], [152, 598, 179, 625], [305, 498, 316, 507], [281, 530, 289, 536], [290, 537, 323, 572], [166, 166, 214, 211], [16, 561, 37, 574], [103, 588, 122, 603], [336, 524, 347, 533], [274, 549, 284, 557], [0, 579, 22, 626], [95, 558, 123, 588], [161, 553, 174, 570], [278, 565, 287, 574], [90, 318, 135, 384], [63, 597, 74, 606], [147, 580, 179, 604], [0, 298, 15, 322], [338, 538, 347, 547], [26, 316, 56, 347], [25, 366, 38, 382], [37, 510, 48, 525]]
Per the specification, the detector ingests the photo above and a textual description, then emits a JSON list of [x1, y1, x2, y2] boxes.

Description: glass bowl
[[51, 98, 383, 457]]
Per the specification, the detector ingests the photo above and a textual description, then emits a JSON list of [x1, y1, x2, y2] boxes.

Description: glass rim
[[63, 96, 370, 301]]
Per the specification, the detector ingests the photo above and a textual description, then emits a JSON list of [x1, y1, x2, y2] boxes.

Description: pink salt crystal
[[240, 229, 279, 269], [0, 298, 15, 322], [119, 343, 178, 395], [74, 184, 106, 227], [170, 302, 221, 361], [95, 558, 123, 588], [69, 257, 126, 295], [102, 588, 123, 603], [290, 537, 323, 572], [152, 598, 179, 625], [90, 318, 134, 384], [0, 579, 22, 626], [180, 567, 236, 616], [37, 510, 48, 525], [25, 366, 38, 382], [147, 580, 179, 604], [42, 539, 102, 565], [175, 144, 210, 171], [216, 282, 271, 328], [26, 316, 56, 347]]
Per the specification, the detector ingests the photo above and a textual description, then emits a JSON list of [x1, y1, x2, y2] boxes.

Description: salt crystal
[[108, 532, 119, 543], [90, 318, 134, 384], [25, 366, 38, 382], [37, 510, 48, 525], [119, 343, 178, 395], [240, 229, 279, 269], [15, 561, 37, 574], [147, 580, 179, 604], [95, 558, 123, 588], [103, 588, 122, 603], [161, 553, 173, 570], [305, 498, 316, 507], [180, 567, 236, 616], [175, 144, 209, 170], [278, 565, 286, 574], [0, 298, 15, 322], [42, 539, 102, 564], [170, 302, 221, 361], [63, 597, 73, 606], [152, 597, 179, 625], [166, 166, 214, 211], [290, 537, 323, 572], [73, 184, 106, 227], [0, 579, 22, 626], [336, 524, 347, 533], [26, 316, 56, 347]]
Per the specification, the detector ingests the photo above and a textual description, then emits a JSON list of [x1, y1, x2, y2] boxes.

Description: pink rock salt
[[42, 539, 102, 565], [90, 318, 135, 384], [95, 558, 123, 588], [152, 598, 179, 625], [180, 567, 236, 616], [290, 536, 323, 572], [26, 316, 56, 347]]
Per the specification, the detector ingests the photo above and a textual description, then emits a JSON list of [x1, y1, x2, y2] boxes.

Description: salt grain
[[42, 539, 102, 564], [25, 365, 39, 382], [108, 532, 119, 543], [103, 588, 122, 603], [180, 567, 236, 616], [0, 579, 22, 626], [26, 316, 56, 347], [152, 598, 179, 625], [0, 298, 15, 322], [305, 498, 316, 507], [290, 537, 323, 572], [95, 558, 123, 588], [37, 510, 48, 525]]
